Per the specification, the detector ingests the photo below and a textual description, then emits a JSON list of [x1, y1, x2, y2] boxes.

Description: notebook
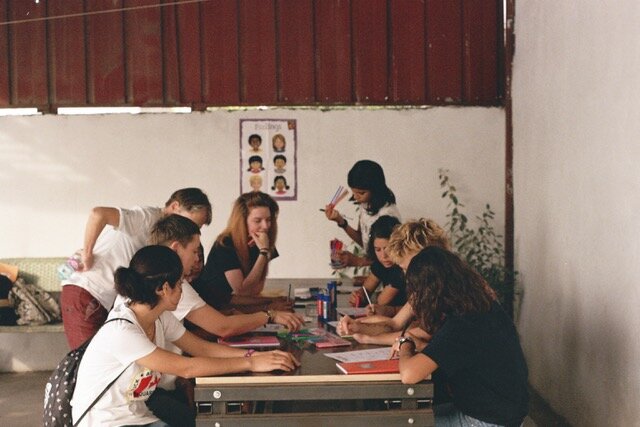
[[310, 329, 352, 348], [336, 358, 399, 375], [218, 335, 281, 348]]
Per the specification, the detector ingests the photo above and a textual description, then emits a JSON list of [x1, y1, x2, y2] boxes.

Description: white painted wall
[[514, 1, 640, 425], [0, 107, 504, 279]]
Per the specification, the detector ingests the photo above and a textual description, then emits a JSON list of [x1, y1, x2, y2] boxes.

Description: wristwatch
[[397, 336, 415, 348], [337, 218, 348, 229], [259, 249, 271, 260]]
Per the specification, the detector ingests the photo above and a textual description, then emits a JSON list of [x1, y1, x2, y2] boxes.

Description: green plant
[[438, 169, 515, 307]]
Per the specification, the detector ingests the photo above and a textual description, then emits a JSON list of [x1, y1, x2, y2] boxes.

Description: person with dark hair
[[71, 245, 299, 427], [324, 160, 400, 267], [61, 188, 212, 350], [348, 216, 405, 316], [393, 246, 529, 427], [194, 192, 304, 327]]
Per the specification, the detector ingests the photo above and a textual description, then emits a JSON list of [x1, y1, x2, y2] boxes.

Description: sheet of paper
[[324, 347, 393, 363]]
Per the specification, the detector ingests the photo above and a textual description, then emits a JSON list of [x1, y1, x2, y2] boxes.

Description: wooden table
[[194, 323, 434, 426]]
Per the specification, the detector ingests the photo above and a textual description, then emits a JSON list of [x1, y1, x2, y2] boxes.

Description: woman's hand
[[250, 231, 270, 251], [337, 251, 359, 267], [273, 311, 305, 332], [337, 316, 361, 336], [348, 288, 365, 307], [80, 251, 94, 271], [249, 350, 300, 372], [324, 204, 342, 223], [367, 304, 397, 317]]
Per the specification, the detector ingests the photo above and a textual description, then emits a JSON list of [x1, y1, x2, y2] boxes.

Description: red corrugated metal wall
[[0, 0, 502, 110]]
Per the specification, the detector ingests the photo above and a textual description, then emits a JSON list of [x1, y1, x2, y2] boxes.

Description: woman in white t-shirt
[[71, 245, 299, 427], [324, 160, 401, 267]]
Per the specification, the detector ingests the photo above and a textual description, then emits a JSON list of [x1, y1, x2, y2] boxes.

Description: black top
[[370, 262, 406, 306], [193, 236, 278, 310], [422, 301, 529, 425]]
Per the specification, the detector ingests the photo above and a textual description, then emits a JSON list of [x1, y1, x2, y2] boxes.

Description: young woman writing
[[348, 215, 405, 317]]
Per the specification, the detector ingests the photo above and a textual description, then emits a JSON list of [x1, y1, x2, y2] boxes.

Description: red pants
[[60, 285, 108, 350]]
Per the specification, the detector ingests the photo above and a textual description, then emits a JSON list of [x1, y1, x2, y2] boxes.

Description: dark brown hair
[[405, 246, 496, 335]]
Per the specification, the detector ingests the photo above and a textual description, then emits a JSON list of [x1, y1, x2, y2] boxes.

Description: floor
[[0, 371, 569, 427]]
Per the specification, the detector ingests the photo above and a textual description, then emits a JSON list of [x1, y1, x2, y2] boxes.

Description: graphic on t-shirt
[[127, 367, 161, 401]]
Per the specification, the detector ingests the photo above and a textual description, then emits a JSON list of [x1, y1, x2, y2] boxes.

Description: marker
[[318, 209, 352, 220], [362, 287, 374, 314]]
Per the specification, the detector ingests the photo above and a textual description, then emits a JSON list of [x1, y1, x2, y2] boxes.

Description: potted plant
[[439, 169, 516, 317]]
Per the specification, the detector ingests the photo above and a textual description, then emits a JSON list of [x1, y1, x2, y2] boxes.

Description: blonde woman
[[194, 192, 296, 316]]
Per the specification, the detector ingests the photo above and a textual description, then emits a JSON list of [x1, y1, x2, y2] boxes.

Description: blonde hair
[[216, 192, 279, 277], [386, 218, 450, 264]]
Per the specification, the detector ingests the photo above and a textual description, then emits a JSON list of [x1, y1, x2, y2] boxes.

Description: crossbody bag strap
[[73, 317, 134, 427]]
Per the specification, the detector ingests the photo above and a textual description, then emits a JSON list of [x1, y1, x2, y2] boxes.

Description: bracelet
[[259, 249, 270, 260], [337, 219, 348, 229], [244, 349, 256, 357], [266, 309, 276, 324]]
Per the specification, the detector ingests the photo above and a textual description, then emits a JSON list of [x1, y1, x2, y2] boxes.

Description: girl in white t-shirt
[[324, 160, 401, 267], [72, 245, 299, 427]]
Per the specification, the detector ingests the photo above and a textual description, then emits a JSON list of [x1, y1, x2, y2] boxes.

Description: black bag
[[0, 275, 17, 325], [43, 318, 132, 427]]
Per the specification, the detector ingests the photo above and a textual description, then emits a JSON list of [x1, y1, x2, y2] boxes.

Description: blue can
[[327, 281, 337, 309]]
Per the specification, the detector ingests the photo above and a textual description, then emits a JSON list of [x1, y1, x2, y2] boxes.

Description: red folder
[[218, 335, 281, 348], [336, 359, 399, 375]]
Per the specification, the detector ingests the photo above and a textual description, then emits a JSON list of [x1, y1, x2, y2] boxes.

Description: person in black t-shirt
[[349, 215, 406, 317], [393, 246, 529, 427], [194, 192, 302, 330]]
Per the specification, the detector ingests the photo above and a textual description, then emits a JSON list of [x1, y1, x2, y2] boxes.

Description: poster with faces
[[240, 119, 297, 200]]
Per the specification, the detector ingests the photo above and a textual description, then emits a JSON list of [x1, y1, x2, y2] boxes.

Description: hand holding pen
[[362, 287, 375, 315], [389, 323, 411, 360]]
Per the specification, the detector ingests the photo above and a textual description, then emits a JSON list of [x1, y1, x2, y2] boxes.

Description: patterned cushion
[[0, 258, 66, 293]]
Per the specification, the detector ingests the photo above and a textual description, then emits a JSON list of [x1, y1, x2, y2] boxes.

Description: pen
[[362, 287, 374, 314], [288, 283, 292, 302], [319, 209, 352, 220]]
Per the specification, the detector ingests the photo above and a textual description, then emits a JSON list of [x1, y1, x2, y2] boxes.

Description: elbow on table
[[400, 370, 424, 384]]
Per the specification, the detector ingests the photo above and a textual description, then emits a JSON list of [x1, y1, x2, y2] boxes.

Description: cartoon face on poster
[[240, 119, 297, 200]]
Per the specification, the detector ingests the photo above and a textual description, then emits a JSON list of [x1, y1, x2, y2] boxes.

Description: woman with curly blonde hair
[[337, 218, 450, 341]]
